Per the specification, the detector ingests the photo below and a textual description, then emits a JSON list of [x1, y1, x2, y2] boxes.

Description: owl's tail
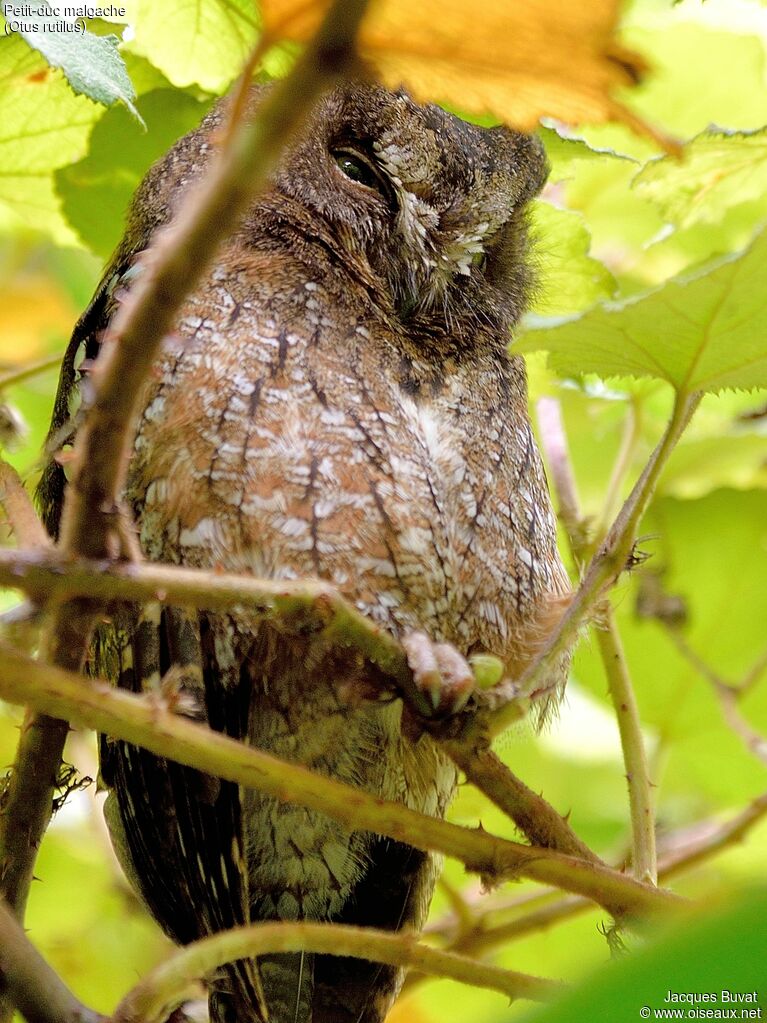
[[261, 951, 314, 1022], [207, 957, 270, 1023], [208, 952, 313, 1023]]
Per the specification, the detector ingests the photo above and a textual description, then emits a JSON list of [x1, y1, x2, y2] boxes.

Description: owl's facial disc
[[276, 83, 547, 337]]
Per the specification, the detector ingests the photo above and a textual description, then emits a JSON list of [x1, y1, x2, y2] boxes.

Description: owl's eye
[[331, 149, 389, 197], [472, 251, 487, 272]]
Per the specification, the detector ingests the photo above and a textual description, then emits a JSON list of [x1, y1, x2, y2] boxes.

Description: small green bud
[[469, 653, 504, 689]]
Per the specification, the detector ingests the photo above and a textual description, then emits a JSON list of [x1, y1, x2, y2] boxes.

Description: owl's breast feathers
[[129, 245, 569, 669]]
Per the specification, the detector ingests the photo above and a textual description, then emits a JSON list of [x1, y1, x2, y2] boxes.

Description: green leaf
[[634, 128, 767, 229], [0, 33, 101, 243], [530, 203, 616, 316], [618, 22, 767, 140], [518, 229, 767, 394], [546, 141, 664, 288], [520, 887, 767, 1023], [662, 435, 767, 500], [6, 2, 140, 120], [539, 125, 637, 184], [56, 87, 212, 257], [128, 0, 259, 92], [553, 20, 767, 290]]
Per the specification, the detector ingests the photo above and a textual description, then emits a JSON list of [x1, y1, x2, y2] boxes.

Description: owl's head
[[269, 82, 548, 339], [126, 82, 547, 344]]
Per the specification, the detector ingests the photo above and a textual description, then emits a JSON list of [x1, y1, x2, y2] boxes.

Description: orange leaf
[[262, 0, 670, 145]]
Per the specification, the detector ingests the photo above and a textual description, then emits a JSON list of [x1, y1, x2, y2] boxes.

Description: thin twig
[[0, 461, 50, 549], [0, 641, 682, 921], [596, 616, 657, 883], [534, 394, 671, 884], [0, 355, 62, 392], [658, 792, 767, 877], [423, 886, 561, 940], [0, 899, 106, 1023], [114, 921, 561, 1023], [716, 686, 767, 767], [739, 646, 767, 696], [591, 395, 643, 550], [536, 396, 584, 557], [452, 894, 586, 956], [435, 874, 477, 938], [220, 33, 276, 146]]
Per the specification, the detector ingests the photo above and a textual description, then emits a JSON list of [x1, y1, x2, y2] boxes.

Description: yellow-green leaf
[[519, 228, 767, 394]]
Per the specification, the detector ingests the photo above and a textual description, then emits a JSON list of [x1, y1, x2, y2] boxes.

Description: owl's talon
[[402, 631, 474, 718]]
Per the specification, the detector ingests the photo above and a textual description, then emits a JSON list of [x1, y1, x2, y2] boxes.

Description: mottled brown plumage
[[41, 82, 570, 1023]]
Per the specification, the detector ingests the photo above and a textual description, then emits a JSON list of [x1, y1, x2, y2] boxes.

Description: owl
[[40, 82, 571, 1023]]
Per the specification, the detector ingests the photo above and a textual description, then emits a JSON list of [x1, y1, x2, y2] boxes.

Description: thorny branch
[[0, 639, 682, 922], [0, 891, 558, 1023], [0, 549, 419, 706], [481, 389, 702, 738], [402, 792, 767, 990], [440, 741, 605, 865], [114, 921, 561, 1023], [0, 459, 60, 947], [0, 899, 106, 1023], [536, 395, 659, 884]]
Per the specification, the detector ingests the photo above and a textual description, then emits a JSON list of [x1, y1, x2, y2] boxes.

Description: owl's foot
[[402, 631, 474, 718]]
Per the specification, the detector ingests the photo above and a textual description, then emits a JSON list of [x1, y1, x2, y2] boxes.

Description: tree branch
[[0, 355, 62, 391], [441, 741, 604, 865], [0, 549, 421, 706], [410, 793, 767, 975], [595, 616, 657, 883], [0, 549, 614, 886], [0, 641, 681, 921], [534, 395, 665, 884], [0, 460, 63, 938], [0, 899, 106, 1023], [0, 461, 50, 549], [591, 395, 643, 551], [114, 921, 561, 1023]]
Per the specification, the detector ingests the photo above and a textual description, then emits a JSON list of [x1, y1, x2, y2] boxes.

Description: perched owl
[[40, 82, 571, 1023]]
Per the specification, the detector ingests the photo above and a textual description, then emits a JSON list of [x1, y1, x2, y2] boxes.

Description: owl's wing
[[40, 263, 270, 1022], [36, 266, 118, 538], [97, 604, 268, 1021]]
